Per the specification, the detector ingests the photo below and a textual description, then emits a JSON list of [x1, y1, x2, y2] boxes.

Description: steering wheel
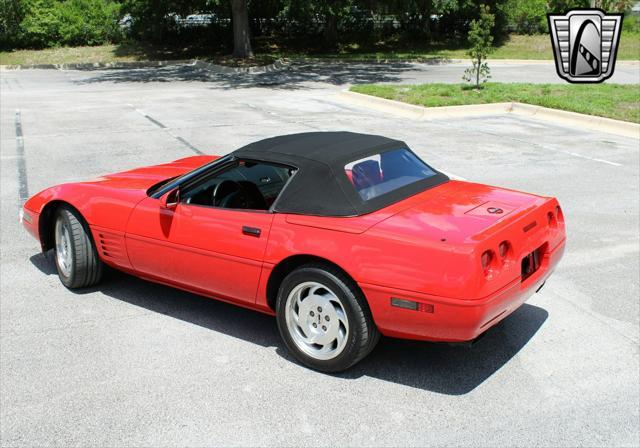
[[212, 179, 247, 208]]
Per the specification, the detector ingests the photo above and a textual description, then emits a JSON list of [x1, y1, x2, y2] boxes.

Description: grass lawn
[[350, 83, 640, 123], [2, 32, 639, 65], [311, 32, 640, 61], [0, 42, 277, 66]]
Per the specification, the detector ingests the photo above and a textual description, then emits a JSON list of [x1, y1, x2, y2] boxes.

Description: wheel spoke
[[293, 311, 308, 338], [294, 290, 303, 310], [335, 326, 346, 348], [308, 284, 323, 297], [334, 306, 348, 328]]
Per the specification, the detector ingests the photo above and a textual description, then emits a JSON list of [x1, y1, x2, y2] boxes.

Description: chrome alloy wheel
[[55, 219, 72, 277], [285, 281, 350, 360]]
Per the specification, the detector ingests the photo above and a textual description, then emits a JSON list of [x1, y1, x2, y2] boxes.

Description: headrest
[[352, 160, 382, 190]]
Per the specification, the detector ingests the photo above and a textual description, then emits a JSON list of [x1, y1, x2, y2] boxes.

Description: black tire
[[276, 262, 380, 372], [53, 206, 103, 289]]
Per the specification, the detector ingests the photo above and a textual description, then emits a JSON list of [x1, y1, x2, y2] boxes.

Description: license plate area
[[521, 245, 544, 281]]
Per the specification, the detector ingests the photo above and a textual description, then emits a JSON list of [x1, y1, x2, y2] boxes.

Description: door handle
[[242, 226, 261, 237]]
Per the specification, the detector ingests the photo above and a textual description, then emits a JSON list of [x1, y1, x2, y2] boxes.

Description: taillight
[[498, 241, 510, 258], [556, 205, 564, 223], [481, 250, 494, 274]]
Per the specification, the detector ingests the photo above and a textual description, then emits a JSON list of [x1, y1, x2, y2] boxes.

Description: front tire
[[276, 263, 380, 372], [54, 206, 103, 289]]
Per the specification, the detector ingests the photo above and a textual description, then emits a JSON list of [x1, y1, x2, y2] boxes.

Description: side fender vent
[[91, 228, 130, 268]]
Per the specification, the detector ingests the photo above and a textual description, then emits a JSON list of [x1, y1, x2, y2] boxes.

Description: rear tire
[[276, 263, 380, 372], [54, 206, 103, 289]]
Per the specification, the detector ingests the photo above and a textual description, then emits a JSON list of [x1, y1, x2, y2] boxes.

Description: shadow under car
[[30, 251, 548, 395]]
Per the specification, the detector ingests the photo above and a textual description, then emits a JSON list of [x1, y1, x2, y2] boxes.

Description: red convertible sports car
[[21, 132, 565, 372]]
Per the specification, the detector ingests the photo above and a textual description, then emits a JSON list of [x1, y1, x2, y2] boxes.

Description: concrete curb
[[291, 56, 456, 65], [290, 57, 639, 66], [0, 58, 290, 73], [0, 60, 192, 70], [192, 58, 289, 74], [340, 90, 512, 119], [339, 90, 639, 139], [439, 58, 639, 66], [509, 102, 640, 139]]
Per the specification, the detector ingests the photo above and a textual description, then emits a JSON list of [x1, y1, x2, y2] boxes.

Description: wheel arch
[[38, 200, 86, 252], [265, 254, 361, 312]]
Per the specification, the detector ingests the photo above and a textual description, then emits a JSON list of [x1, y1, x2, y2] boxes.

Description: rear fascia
[[360, 235, 565, 342], [356, 197, 566, 341]]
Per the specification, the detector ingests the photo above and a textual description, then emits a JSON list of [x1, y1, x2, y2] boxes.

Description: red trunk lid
[[377, 180, 547, 243]]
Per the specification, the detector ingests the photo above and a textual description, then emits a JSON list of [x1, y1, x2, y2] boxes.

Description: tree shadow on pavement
[[30, 251, 548, 395], [72, 60, 417, 89]]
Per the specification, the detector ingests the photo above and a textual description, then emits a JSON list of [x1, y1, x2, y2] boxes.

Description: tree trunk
[[231, 0, 253, 58], [323, 10, 338, 49]]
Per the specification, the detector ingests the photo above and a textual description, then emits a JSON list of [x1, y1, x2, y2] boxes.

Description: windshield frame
[[148, 154, 234, 199]]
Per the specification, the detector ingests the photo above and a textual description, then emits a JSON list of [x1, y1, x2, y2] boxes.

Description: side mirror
[[160, 188, 180, 210]]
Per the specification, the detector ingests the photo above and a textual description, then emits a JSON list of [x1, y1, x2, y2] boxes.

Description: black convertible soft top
[[232, 131, 448, 217]]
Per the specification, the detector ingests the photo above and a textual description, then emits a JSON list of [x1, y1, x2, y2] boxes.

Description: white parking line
[[429, 119, 624, 168], [566, 151, 622, 167], [129, 104, 203, 155]]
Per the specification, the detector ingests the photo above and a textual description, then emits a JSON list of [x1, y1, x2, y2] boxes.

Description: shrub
[[622, 14, 639, 34], [501, 0, 547, 34], [55, 0, 122, 46], [4, 0, 121, 49]]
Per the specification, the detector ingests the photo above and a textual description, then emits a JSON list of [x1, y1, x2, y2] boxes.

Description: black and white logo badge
[[547, 9, 623, 83]]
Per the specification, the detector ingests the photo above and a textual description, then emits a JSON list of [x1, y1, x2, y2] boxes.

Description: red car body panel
[[22, 154, 565, 342], [126, 198, 274, 305]]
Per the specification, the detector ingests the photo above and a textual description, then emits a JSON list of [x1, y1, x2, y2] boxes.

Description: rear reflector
[[417, 302, 435, 313], [391, 298, 434, 313]]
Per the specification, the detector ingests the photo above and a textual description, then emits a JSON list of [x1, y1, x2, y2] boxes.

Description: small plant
[[463, 4, 495, 89]]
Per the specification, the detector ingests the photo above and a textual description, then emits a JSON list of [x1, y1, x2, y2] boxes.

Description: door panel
[[170, 203, 274, 301], [126, 197, 274, 304], [125, 197, 178, 279]]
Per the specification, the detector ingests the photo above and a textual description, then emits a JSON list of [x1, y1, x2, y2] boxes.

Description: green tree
[[122, 0, 186, 42], [462, 4, 494, 88], [13, 0, 120, 48], [501, 0, 547, 34], [0, 0, 25, 49], [313, 0, 353, 49], [591, 0, 634, 11], [547, 0, 590, 13]]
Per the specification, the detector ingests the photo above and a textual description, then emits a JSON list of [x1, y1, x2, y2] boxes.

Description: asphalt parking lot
[[1, 64, 639, 446]]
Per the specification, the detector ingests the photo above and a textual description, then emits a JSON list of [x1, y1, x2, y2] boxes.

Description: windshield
[[148, 154, 233, 198], [344, 148, 437, 201]]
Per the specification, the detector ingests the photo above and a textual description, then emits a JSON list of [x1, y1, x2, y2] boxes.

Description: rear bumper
[[360, 238, 565, 342]]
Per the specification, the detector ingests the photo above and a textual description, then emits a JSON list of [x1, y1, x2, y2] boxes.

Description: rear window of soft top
[[344, 148, 437, 201]]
